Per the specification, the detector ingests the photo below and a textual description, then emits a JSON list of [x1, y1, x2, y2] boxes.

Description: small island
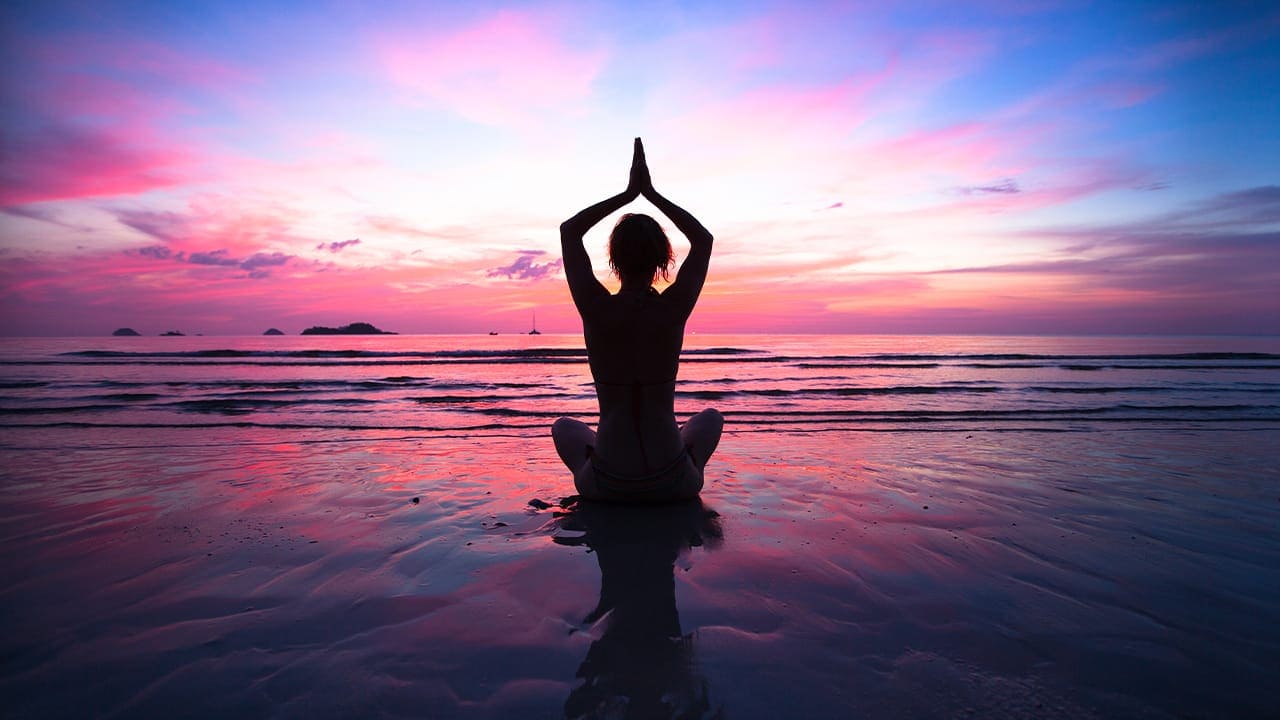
[[263, 328, 285, 335], [160, 330, 185, 336], [112, 328, 141, 336], [300, 322, 396, 335]]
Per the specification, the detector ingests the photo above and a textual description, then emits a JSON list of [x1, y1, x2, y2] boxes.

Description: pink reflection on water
[[4, 424, 1279, 717]]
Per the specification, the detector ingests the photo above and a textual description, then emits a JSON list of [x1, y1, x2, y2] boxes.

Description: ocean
[[3, 334, 1278, 439], [3, 334, 1279, 719]]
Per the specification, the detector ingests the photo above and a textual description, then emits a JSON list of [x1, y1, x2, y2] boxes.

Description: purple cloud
[[241, 251, 292, 269], [1179, 185, 1280, 225], [136, 245, 294, 277], [138, 245, 175, 260], [187, 249, 240, 266], [116, 209, 191, 243], [1, 205, 82, 229], [933, 186, 1280, 303], [316, 238, 361, 252], [488, 250, 563, 280]]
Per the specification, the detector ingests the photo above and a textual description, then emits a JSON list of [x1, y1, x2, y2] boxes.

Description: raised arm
[[560, 139, 661, 310], [632, 140, 714, 315], [560, 138, 714, 316], [561, 191, 635, 311]]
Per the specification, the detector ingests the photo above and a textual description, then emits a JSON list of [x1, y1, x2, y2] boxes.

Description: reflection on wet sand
[[552, 498, 724, 719]]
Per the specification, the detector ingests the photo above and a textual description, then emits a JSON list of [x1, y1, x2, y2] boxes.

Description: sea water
[[2, 334, 1277, 441]]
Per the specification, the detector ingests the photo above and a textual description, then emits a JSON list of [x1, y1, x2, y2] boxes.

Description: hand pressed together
[[626, 137, 653, 198]]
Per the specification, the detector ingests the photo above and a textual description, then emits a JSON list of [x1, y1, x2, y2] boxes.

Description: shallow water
[[3, 424, 1278, 719]]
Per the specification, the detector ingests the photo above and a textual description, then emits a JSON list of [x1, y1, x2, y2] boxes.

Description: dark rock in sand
[[112, 328, 141, 336], [300, 322, 396, 335], [528, 498, 552, 510]]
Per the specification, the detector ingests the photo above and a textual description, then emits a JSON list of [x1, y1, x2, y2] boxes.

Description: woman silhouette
[[552, 139, 723, 502]]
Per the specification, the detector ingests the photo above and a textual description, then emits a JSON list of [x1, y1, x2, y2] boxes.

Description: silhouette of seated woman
[[552, 138, 723, 503]]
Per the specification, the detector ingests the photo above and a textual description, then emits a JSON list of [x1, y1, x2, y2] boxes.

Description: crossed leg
[[552, 410, 723, 501], [553, 410, 723, 473], [680, 408, 724, 470], [552, 417, 596, 473]]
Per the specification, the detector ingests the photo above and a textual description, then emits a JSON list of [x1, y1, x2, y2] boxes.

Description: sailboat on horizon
[[528, 309, 541, 335]]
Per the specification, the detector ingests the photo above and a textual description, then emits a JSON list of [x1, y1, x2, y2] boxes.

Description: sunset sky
[[1, 1, 1277, 336]]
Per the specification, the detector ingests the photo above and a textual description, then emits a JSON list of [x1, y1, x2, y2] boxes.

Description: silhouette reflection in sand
[[552, 497, 725, 719]]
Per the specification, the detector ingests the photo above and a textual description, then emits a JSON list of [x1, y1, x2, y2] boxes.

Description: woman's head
[[608, 213, 674, 285]]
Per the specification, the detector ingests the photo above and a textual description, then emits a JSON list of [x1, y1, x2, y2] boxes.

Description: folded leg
[[551, 417, 595, 472], [680, 408, 724, 470]]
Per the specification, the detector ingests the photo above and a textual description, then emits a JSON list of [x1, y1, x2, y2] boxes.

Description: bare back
[[582, 289, 688, 474]]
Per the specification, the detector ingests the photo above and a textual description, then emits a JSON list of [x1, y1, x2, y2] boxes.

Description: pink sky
[[1, 2, 1277, 335]]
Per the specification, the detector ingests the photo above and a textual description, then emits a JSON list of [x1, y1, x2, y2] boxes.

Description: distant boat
[[488, 331, 498, 335], [528, 310, 541, 335]]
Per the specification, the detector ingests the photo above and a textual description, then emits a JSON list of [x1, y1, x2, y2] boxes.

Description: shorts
[[574, 447, 703, 503]]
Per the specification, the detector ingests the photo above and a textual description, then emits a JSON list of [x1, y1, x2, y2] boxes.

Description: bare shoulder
[[662, 244, 712, 318]]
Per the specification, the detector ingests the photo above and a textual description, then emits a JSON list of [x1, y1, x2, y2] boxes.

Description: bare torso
[[584, 287, 686, 474]]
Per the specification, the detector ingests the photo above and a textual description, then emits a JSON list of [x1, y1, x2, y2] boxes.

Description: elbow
[[560, 221, 582, 242]]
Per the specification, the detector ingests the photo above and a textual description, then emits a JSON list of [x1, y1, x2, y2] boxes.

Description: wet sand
[[3, 427, 1278, 718]]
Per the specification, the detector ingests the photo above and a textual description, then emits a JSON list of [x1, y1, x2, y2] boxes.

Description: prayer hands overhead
[[627, 137, 653, 197]]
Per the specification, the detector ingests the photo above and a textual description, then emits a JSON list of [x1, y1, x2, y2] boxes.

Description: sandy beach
[[4, 424, 1277, 718]]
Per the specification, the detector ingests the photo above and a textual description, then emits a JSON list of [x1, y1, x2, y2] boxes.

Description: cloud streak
[[317, 239, 361, 253], [954, 179, 1021, 196], [487, 250, 563, 281]]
